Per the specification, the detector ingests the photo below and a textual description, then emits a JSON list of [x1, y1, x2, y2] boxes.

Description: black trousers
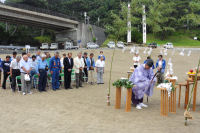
[[64, 71, 72, 89], [2, 72, 11, 89], [38, 69, 47, 91], [83, 68, 88, 82], [11, 69, 21, 91], [131, 91, 143, 105]]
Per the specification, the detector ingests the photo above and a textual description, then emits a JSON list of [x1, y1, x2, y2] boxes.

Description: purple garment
[[129, 64, 156, 99]]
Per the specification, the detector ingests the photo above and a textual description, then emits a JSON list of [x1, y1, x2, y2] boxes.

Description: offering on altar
[[157, 83, 174, 97]]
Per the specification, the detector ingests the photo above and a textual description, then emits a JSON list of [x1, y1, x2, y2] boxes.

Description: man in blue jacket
[[49, 51, 61, 91], [87, 53, 95, 85], [0, 57, 2, 87], [156, 55, 166, 84], [2, 56, 11, 89], [98, 51, 105, 61]]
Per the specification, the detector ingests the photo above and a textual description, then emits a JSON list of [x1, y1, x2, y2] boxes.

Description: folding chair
[[59, 73, 65, 87], [33, 74, 39, 90], [16, 76, 22, 92]]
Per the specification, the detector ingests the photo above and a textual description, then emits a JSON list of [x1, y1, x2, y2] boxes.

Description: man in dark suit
[[63, 52, 74, 89], [82, 52, 88, 82]]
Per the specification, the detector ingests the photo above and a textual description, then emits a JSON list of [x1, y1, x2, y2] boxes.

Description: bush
[[34, 36, 51, 43], [92, 37, 96, 43], [131, 30, 143, 44]]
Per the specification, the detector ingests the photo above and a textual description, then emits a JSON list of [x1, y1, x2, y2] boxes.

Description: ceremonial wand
[[147, 71, 159, 103]]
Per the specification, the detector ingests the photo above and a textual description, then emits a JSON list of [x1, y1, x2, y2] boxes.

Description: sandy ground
[[0, 47, 200, 133]]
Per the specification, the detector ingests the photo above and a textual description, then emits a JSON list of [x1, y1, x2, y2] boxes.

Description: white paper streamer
[[179, 49, 185, 56], [187, 50, 191, 56], [130, 46, 135, 54], [172, 49, 175, 56], [147, 48, 152, 56], [143, 47, 148, 54], [164, 48, 168, 56]]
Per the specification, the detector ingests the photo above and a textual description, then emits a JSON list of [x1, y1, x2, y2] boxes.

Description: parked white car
[[116, 41, 125, 48], [163, 42, 174, 49], [86, 42, 99, 49], [40, 43, 49, 50], [64, 41, 79, 50], [50, 43, 58, 50], [107, 41, 115, 48]]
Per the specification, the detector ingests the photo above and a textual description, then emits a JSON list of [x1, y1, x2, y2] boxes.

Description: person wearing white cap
[[133, 52, 141, 68], [37, 54, 48, 92]]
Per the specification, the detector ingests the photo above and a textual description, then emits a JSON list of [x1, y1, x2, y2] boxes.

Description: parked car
[[116, 41, 125, 48], [64, 41, 79, 50], [86, 42, 99, 49], [148, 42, 157, 48], [50, 43, 58, 50], [107, 41, 115, 48], [40, 43, 49, 50], [163, 42, 174, 49]]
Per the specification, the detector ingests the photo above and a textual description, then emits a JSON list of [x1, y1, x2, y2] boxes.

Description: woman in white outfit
[[96, 56, 105, 84], [133, 52, 141, 68]]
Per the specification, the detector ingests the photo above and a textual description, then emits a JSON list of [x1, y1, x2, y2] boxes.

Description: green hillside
[[147, 32, 200, 47]]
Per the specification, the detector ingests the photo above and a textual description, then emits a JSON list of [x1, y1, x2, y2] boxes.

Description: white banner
[[142, 5, 146, 44]]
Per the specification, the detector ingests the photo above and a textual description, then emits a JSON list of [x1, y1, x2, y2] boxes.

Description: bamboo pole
[[125, 88, 132, 112], [185, 58, 200, 126], [115, 87, 121, 109], [161, 90, 163, 115]]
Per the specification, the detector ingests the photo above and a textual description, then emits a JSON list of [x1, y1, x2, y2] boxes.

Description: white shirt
[[159, 60, 162, 68], [74, 57, 85, 73], [96, 60, 105, 68], [10, 60, 20, 69], [61, 57, 64, 68], [133, 56, 141, 66], [20, 59, 31, 73]]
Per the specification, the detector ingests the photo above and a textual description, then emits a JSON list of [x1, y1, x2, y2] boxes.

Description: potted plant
[[113, 80, 123, 109], [113, 79, 134, 112]]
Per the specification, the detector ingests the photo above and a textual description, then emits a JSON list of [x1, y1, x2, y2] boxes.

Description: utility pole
[[98, 17, 100, 26], [84, 12, 87, 24], [142, 5, 147, 44], [127, 3, 131, 43]]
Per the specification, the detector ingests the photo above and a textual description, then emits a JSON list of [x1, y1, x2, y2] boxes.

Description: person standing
[[10, 51, 17, 62], [87, 53, 95, 85], [61, 53, 66, 69], [98, 51, 105, 61], [129, 59, 156, 110], [156, 55, 166, 84], [49, 51, 61, 91], [133, 52, 141, 68], [27, 52, 32, 62], [37, 54, 48, 92], [0, 57, 2, 87], [96, 56, 105, 84], [10, 56, 21, 92], [20, 55, 32, 95], [36, 50, 41, 61], [2, 56, 11, 89], [30, 55, 38, 88], [144, 56, 155, 69], [74, 52, 84, 88], [63, 52, 74, 89], [83, 52, 88, 82]]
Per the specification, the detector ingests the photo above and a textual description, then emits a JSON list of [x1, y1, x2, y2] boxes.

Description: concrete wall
[[56, 23, 106, 47]]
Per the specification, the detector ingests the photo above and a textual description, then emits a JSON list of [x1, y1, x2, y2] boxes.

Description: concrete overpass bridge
[[0, 3, 106, 46]]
